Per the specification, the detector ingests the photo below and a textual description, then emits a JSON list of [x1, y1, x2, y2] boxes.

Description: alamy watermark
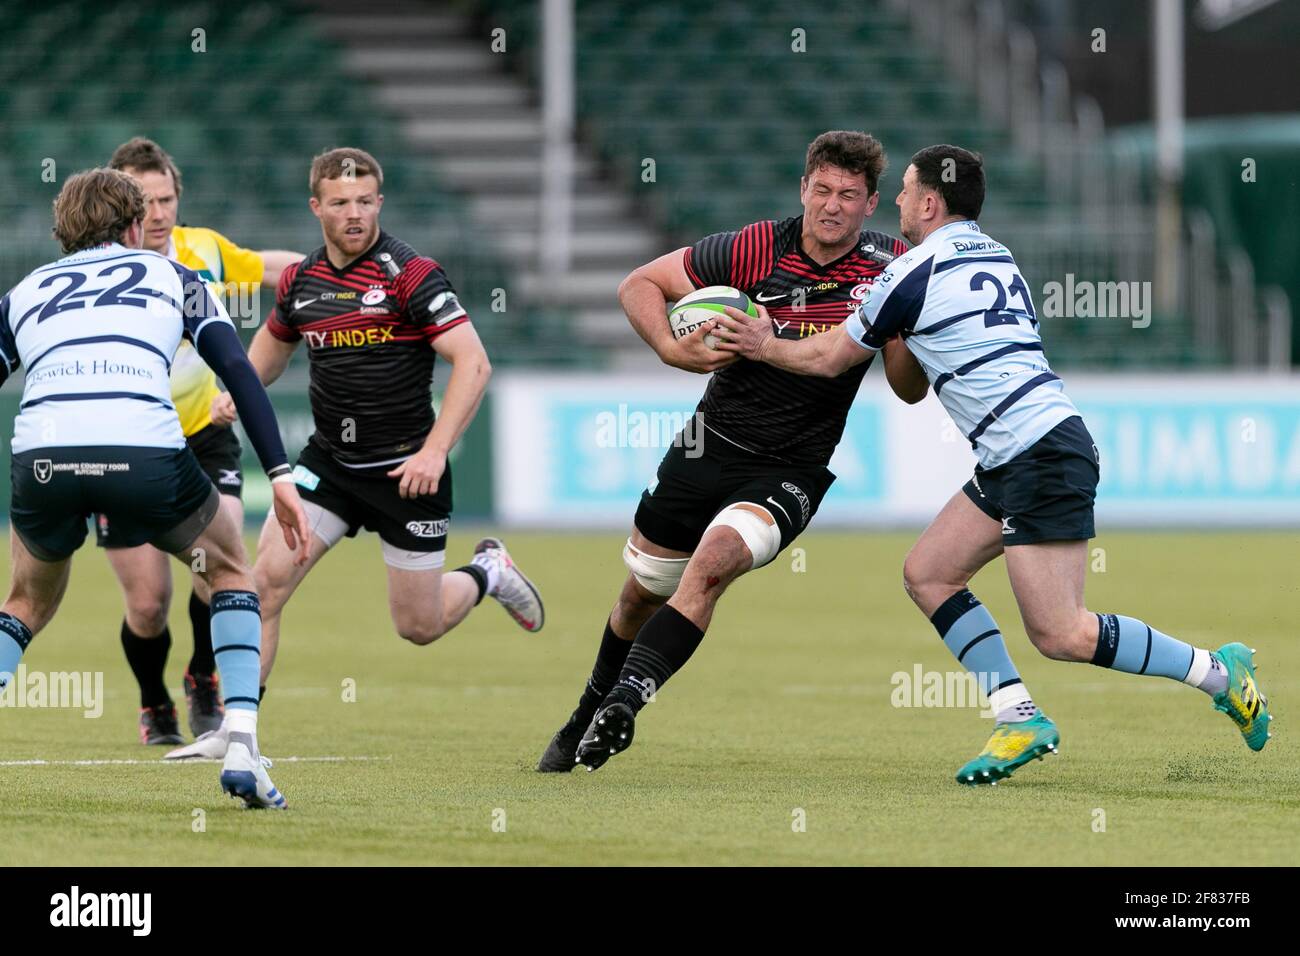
[[0, 667, 104, 718], [1040, 274, 1151, 328], [595, 406, 705, 458], [49, 886, 150, 936], [890, 664, 996, 718]]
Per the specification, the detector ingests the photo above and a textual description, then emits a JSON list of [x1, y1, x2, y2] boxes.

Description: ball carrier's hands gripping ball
[[668, 286, 758, 351], [535, 130, 925, 774]]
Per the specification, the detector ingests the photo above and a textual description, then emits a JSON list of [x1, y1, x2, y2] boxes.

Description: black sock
[[454, 563, 489, 605], [606, 605, 704, 715], [572, 618, 634, 723], [187, 591, 215, 677], [121, 621, 172, 708]]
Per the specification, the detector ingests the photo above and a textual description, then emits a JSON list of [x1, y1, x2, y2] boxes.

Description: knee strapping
[[705, 504, 781, 569], [622, 539, 689, 597]]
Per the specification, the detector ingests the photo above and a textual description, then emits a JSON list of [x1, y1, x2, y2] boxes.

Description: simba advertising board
[[492, 373, 1300, 527]]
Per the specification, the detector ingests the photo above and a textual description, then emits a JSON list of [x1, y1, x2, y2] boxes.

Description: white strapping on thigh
[[622, 539, 690, 597], [381, 540, 445, 571], [704, 503, 781, 569], [298, 500, 349, 549]]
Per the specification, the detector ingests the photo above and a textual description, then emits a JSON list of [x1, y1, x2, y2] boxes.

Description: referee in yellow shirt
[[105, 138, 303, 745]]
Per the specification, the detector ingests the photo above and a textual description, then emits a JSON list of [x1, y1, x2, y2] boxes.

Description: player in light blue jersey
[[0, 168, 312, 807], [714, 145, 1271, 785]]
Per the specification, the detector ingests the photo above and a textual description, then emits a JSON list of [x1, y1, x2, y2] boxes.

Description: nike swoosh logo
[[755, 291, 788, 303], [293, 297, 318, 310], [766, 496, 791, 523]]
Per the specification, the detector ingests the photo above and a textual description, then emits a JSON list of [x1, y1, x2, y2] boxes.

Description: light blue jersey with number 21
[[845, 220, 1078, 468]]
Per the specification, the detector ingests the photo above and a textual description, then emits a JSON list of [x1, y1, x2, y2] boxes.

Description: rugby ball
[[668, 285, 758, 350]]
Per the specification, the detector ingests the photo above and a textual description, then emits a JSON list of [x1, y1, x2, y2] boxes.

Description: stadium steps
[[497, 231, 659, 266], [342, 47, 502, 77], [432, 155, 600, 190], [374, 82, 532, 115], [404, 117, 545, 152], [313, 0, 660, 349], [471, 193, 635, 228]]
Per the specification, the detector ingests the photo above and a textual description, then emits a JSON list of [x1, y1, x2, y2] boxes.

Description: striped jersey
[[265, 231, 470, 468], [845, 220, 1078, 468], [168, 226, 265, 436], [0, 242, 233, 453], [684, 215, 908, 465]]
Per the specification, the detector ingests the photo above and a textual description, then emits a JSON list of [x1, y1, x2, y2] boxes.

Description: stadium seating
[[481, 0, 1208, 365], [0, 0, 576, 363], [1, 0, 1238, 367]]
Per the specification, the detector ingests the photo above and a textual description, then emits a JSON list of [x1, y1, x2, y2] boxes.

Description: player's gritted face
[[799, 164, 876, 251], [123, 167, 178, 253], [311, 174, 383, 261]]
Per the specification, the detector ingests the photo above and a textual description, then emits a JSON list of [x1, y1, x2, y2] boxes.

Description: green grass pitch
[[1, 529, 1295, 866]]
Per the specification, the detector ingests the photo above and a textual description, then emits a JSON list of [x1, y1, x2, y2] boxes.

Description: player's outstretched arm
[[713, 305, 866, 378], [210, 325, 299, 426], [258, 250, 305, 289], [882, 336, 929, 404], [618, 248, 735, 374], [387, 323, 491, 499], [192, 319, 310, 562], [193, 322, 289, 473]]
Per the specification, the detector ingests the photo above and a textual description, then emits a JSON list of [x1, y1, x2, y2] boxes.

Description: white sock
[[470, 551, 501, 596], [226, 708, 258, 736], [1185, 648, 1228, 696], [988, 682, 1037, 723]]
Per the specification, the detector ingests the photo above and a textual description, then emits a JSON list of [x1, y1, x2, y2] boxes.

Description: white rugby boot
[[219, 729, 286, 810], [163, 723, 230, 760], [472, 537, 545, 633]]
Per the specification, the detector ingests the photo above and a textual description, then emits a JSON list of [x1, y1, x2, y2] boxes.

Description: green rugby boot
[[956, 711, 1059, 786], [1212, 643, 1272, 752]]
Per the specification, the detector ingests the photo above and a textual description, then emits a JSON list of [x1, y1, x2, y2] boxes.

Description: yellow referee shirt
[[167, 226, 264, 435]]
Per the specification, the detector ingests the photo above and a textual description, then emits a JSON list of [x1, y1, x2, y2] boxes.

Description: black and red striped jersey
[[265, 231, 470, 467], [683, 215, 908, 465]]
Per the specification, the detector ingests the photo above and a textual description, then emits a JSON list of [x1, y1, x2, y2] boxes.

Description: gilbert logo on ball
[[668, 286, 759, 350]]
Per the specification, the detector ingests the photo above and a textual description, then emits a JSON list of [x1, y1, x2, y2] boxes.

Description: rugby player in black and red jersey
[[537, 131, 930, 772], [166, 148, 542, 760]]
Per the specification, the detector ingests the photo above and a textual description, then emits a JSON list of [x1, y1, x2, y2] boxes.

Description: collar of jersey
[[59, 241, 127, 260], [927, 220, 983, 244]]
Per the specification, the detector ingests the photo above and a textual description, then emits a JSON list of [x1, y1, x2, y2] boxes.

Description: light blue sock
[[1092, 613, 1203, 684], [210, 591, 262, 712], [930, 590, 1035, 720], [0, 613, 33, 689]]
